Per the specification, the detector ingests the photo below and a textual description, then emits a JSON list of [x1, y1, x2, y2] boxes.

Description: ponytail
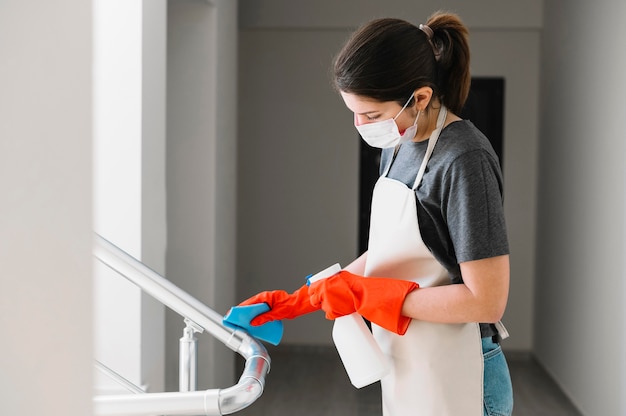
[[425, 11, 471, 114]]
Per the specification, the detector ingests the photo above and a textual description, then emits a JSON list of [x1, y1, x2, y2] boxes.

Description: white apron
[[364, 107, 483, 416]]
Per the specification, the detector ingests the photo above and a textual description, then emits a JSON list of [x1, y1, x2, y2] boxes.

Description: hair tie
[[419, 23, 441, 61], [418, 24, 434, 39]]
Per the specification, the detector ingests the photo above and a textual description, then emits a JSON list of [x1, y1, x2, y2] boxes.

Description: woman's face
[[340, 91, 417, 134]]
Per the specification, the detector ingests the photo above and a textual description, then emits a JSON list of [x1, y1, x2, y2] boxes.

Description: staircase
[[92, 234, 270, 415]]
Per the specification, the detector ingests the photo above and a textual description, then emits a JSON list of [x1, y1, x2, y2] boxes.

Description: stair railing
[[93, 233, 270, 415]]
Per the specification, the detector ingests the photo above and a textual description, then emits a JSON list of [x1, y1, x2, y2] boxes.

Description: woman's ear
[[413, 87, 433, 111]]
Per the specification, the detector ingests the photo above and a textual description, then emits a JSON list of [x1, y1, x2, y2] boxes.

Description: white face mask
[[355, 94, 420, 149]]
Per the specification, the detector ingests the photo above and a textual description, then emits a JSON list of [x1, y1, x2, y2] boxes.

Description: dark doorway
[[357, 77, 505, 254]]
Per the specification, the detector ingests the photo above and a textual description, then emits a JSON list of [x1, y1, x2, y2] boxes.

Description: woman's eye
[[366, 114, 380, 121]]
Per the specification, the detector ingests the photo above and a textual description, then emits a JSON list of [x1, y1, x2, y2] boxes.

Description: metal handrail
[[93, 233, 270, 415], [95, 360, 147, 395]]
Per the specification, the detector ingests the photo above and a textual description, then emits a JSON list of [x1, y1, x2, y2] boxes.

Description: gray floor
[[236, 345, 582, 416]]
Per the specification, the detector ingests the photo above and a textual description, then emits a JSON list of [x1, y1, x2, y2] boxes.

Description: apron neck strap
[[411, 106, 447, 190]]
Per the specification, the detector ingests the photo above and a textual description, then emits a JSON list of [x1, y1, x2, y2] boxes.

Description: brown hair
[[333, 11, 471, 114]]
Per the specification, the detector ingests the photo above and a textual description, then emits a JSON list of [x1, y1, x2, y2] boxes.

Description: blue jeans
[[482, 337, 514, 416]]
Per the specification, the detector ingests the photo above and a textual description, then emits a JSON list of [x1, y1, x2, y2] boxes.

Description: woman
[[233, 11, 513, 416]]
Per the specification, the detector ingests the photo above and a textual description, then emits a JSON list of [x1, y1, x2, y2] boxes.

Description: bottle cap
[[306, 263, 342, 285]]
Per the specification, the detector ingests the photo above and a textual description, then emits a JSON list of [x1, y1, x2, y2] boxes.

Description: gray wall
[[535, 1, 626, 414], [140, 0, 168, 392], [166, 0, 238, 389], [237, 0, 542, 350], [0, 1, 93, 414]]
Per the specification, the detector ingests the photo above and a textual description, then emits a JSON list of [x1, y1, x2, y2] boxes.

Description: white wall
[[237, 0, 542, 350], [93, 0, 238, 394], [166, 0, 239, 390], [0, 1, 93, 415], [535, 1, 626, 414], [470, 29, 541, 352], [93, 0, 166, 393]]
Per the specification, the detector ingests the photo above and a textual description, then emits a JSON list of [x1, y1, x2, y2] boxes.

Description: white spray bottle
[[308, 263, 390, 388]]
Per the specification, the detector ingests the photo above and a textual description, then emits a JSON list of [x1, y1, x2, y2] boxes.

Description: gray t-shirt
[[380, 120, 509, 338]]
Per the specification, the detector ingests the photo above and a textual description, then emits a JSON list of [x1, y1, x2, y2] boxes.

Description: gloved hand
[[308, 270, 418, 335], [238, 284, 320, 326]]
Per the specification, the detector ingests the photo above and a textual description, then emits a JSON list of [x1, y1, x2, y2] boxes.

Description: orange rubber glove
[[238, 284, 320, 326], [308, 270, 419, 335]]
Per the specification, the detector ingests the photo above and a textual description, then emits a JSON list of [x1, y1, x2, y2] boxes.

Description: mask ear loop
[[412, 110, 421, 127], [393, 93, 416, 120], [393, 109, 421, 160]]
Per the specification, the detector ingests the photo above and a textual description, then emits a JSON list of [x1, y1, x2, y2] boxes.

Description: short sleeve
[[442, 149, 509, 263]]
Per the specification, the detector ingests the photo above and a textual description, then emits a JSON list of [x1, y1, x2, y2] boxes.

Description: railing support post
[[179, 319, 202, 392]]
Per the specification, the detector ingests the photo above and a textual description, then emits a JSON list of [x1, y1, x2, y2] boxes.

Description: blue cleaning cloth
[[223, 303, 284, 346]]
